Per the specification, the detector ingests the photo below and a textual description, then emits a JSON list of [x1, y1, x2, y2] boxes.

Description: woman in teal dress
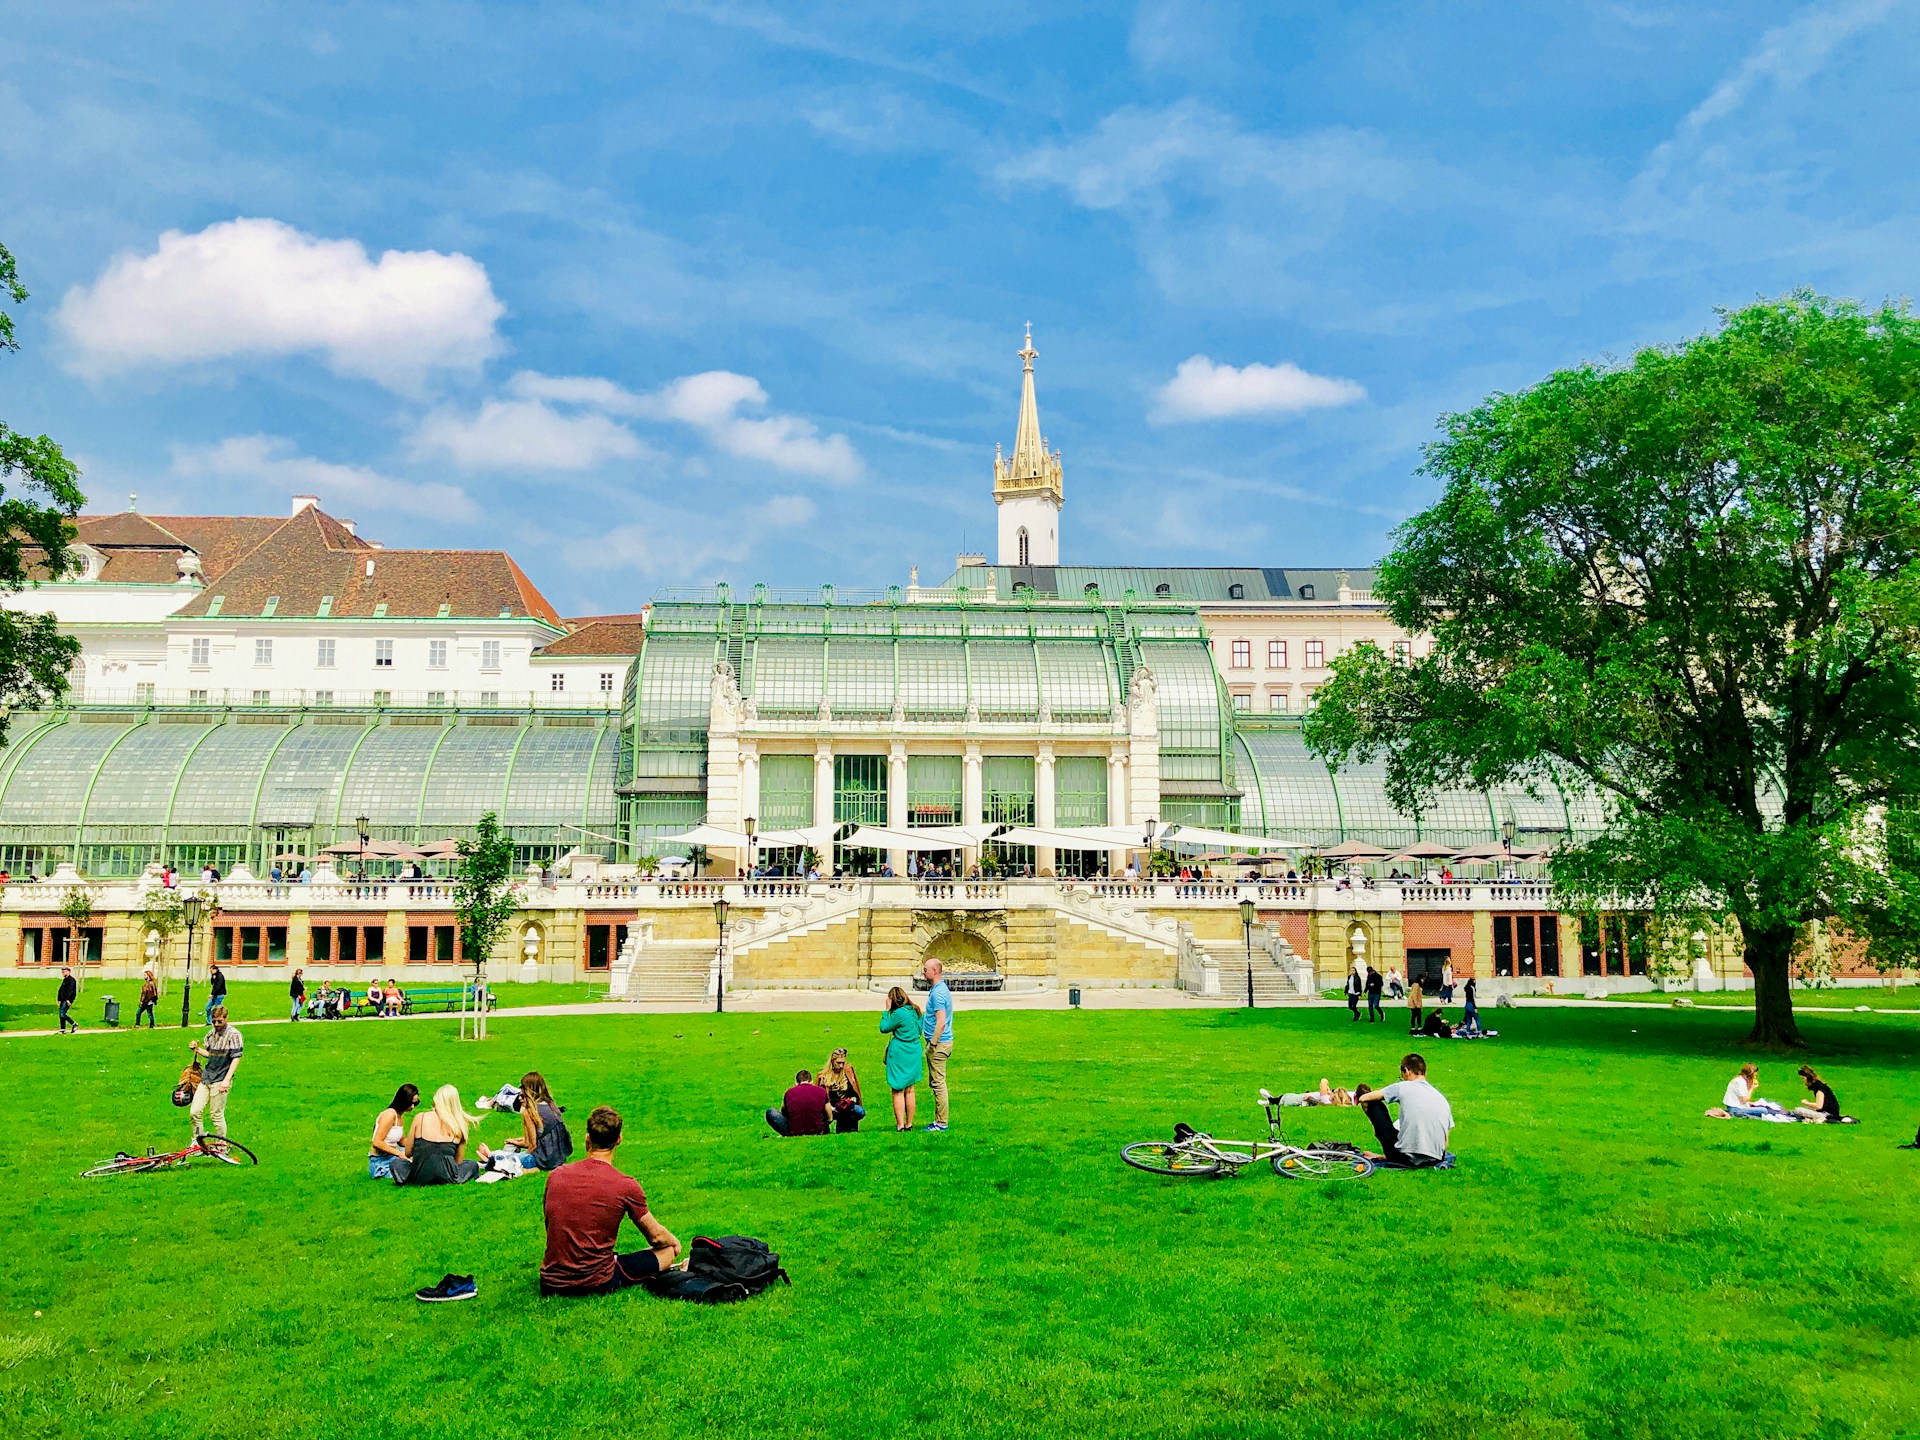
[[879, 986, 925, 1131]]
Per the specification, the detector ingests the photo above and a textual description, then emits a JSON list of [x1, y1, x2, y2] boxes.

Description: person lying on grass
[[1353, 1054, 1454, 1169], [540, 1105, 687, 1296], [1273, 1078, 1356, 1107]]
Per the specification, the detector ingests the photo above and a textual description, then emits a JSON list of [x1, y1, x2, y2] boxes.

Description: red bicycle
[[81, 1134, 259, 1178]]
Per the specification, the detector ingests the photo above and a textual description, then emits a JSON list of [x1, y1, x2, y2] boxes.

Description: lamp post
[[1142, 818, 1157, 879], [712, 896, 731, 1014], [1240, 895, 1258, 1009], [178, 891, 205, 1029], [744, 815, 757, 883], [1501, 816, 1516, 859], [356, 813, 371, 882]]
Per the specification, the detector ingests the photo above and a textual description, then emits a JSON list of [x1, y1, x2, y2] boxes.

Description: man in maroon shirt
[[765, 1069, 830, 1136], [540, 1106, 683, 1296]]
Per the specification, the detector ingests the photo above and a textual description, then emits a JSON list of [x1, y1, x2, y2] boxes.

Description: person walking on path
[[1365, 965, 1383, 1022], [1344, 968, 1363, 1021], [189, 1006, 244, 1141], [204, 964, 227, 1025], [1408, 980, 1424, 1035], [56, 966, 78, 1033], [1461, 975, 1479, 1033], [921, 959, 954, 1133], [288, 968, 306, 1022], [880, 986, 925, 1131], [135, 974, 159, 1028]]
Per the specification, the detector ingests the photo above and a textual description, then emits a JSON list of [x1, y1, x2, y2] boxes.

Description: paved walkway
[[8, 989, 1915, 1039]]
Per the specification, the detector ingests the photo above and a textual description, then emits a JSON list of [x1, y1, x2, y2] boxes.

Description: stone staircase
[[1191, 939, 1315, 1002], [609, 927, 715, 1004]]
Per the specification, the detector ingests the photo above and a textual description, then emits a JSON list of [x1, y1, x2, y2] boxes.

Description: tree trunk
[[1744, 923, 1804, 1047]]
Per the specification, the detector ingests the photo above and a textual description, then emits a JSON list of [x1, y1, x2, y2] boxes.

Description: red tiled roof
[[537, 616, 648, 657]]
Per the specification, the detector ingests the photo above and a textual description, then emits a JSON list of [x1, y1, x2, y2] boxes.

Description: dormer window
[[1298, 583, 1315, 600], [1228, 583, 1245, 600], [1155, 583, 1171, 598]]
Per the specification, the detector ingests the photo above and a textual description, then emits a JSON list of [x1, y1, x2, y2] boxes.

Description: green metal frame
[[72, 716, 147, 863]]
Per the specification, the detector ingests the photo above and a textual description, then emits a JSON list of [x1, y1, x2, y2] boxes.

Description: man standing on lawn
[[1354, 1053, 1453, 1169], [189, 1005, 244, 1140], [540, 1106, 685, 1295], [922, 958, 953, 1132], [56, 965, 78, 1033]]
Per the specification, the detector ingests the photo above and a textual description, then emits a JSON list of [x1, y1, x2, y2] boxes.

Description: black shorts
[[541, 1250, 663, 1297]]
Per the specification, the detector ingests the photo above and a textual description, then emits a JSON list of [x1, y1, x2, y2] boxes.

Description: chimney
[[339, 518, 356, 536], [291, 494, 319, 516]]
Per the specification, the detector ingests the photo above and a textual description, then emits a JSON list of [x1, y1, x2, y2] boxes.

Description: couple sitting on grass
[[765, 1049, 865, 1135], [1708, 1064, 1855, 1125], [1273, 1056, 1455, 1168], [368, 1071, 574, 1183]]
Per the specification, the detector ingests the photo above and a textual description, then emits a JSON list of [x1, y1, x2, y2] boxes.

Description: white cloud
[[57, 217, 504, 391], [171, 435, 477, 522], [504, 368, 863, 482], [1150, 356, 1366, 423], [564, 494, 820, 577], [409, 398, 648, 472]]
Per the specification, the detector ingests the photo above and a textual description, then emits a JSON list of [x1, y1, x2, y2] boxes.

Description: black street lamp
[[744, 815, 757, 881], [1501, 816, 1516, 859], [1142, 818, 1157, 878], [712, 896, 731, 1014], [356, 813, 371, 881], [1240, 895, 1258, 1009], [178, 891, 205, 1029]]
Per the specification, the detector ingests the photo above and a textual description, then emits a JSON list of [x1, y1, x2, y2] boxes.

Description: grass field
[[0, 978, 609, 1031], [7, 1003, 1918, 1439]]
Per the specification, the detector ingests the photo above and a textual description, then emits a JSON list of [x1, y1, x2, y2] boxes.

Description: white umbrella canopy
[[656, 825, 754, 852], [1314, 839, 1394, 860], [1158, 825, 1302, 854], [1391, 841, 1458, 860]]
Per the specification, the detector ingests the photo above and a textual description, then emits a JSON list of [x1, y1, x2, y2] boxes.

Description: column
[[1034, 742, 1056, 877], [738, 743, 760, 877], [812, 742, 834, 873], [962, 743, 983, 873], [1108, 747, 1130, 876], [887, 743, 908, 878]]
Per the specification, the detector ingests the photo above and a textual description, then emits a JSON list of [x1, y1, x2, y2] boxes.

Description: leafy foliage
[[0, 241, 85, 737], [1306, 295, 1920, 1045], [453, 812, 519, 979]]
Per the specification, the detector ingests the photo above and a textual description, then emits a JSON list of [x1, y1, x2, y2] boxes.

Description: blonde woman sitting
[[391, 1085, 489, 1185]]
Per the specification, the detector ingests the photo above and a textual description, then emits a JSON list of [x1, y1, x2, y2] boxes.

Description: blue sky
[[3, 1, 1916, 616]]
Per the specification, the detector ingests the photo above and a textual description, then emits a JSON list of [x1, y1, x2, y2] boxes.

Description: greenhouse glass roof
[[0, 707, 618, 874]]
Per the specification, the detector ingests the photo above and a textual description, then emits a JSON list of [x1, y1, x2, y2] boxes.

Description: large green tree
[[0, 241, 85, 737], [1305, 295, 1920, 1046]]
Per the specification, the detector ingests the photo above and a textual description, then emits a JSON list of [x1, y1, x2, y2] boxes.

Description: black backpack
[[642, 1236, 790, 1304]]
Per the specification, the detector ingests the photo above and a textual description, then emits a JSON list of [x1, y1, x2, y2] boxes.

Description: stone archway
[[921, 927, 1000, 978]]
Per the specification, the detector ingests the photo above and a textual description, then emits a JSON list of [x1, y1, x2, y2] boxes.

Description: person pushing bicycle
[[188, 1005, 244, 1141]]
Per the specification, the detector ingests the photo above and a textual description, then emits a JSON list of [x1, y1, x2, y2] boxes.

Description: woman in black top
[[1793, 1065, 1842, 1124], [513, 1071, 573, 1171], [391, 1085, 486, 1185]]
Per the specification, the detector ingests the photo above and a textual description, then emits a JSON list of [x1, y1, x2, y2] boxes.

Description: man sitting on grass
[[1354, 1054, 1454, 1169], [766, 1069, 830, 1136], [540, 1105, 685, 1296]]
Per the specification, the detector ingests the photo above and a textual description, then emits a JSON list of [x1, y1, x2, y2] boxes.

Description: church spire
[[993, 324, 1064, 568], [994, 324, 1063, 505]]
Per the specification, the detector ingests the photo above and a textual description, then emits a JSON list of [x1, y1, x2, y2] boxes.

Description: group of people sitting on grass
[[1269, 1056, 1456, 1169], [368, 1070, 574, 1184], [1707, 1064, 1855, 1124], [765, 1049, 866, 1135]]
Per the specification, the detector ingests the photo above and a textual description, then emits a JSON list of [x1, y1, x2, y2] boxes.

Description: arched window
[[1084, 582, 1100, 597], [1017, 528, 1030, 566], [1154, 583, 1171, 598]]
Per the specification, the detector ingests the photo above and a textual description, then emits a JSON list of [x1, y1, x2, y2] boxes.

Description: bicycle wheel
[[1121, 1141, 1222, 1177], [1273, 1148, 1375, 1179], [194, 1136, 259, 1167], [80, 1153, 163, 1179]]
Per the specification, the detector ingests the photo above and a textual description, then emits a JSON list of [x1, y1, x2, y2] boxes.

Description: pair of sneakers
[[921, 1121, 948, 1132], [415, 1274, 478, 1303]]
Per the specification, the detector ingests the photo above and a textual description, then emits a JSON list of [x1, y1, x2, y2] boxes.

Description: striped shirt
[[201, 1024, 244, 1084]]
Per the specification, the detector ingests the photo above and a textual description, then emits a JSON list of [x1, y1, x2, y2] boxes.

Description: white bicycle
[[1122, 1088, 1376, 1179]]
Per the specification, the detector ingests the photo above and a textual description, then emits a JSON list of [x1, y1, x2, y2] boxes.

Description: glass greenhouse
[[0, 706, 620, 876]]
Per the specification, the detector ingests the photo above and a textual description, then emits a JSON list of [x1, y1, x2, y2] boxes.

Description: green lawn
[[1559, 986, 1920, 1011], [6, 1005, 1918, 1439], [0, 978, 611, 1031]]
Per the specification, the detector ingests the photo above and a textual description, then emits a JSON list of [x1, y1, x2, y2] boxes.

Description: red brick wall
[[1265, 912, 1310, 958], [1403, 913, 1477, 976]]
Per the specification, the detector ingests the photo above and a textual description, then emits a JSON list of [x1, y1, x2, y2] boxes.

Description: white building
[[11, 496, 640, 709]]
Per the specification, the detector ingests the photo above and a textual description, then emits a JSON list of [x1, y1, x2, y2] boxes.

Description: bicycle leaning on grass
[[1122, 1089, 1375, 1179], [81, 1134, 259, 1178]]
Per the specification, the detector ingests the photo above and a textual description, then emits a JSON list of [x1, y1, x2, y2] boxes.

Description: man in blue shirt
[[921, 959, 953, 1132]]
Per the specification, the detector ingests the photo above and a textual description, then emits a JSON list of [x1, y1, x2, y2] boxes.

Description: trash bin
[[103, 995, 121, 1027], [1068, 986, 1081, 1008]]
